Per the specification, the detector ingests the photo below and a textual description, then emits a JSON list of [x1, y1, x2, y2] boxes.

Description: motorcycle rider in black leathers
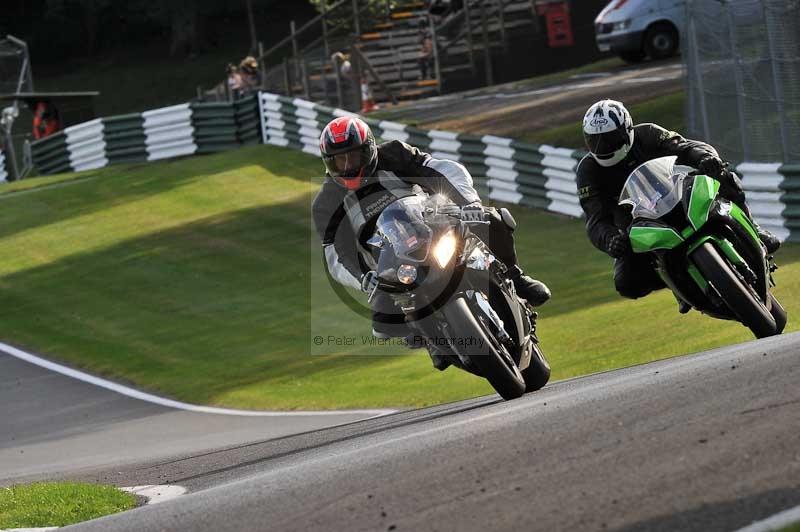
[[577, 99, 780, 306], [312, 116, 550, 367]]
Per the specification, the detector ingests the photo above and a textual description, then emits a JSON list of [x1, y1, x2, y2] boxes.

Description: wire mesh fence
[[684, 0, 800, 163]]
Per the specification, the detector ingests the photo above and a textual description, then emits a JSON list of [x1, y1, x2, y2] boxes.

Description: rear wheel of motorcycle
[[768, 293, 787, 334], [692, 243, 777, 338], [522, 343, 551, 393], [441, 297, 526, 400]]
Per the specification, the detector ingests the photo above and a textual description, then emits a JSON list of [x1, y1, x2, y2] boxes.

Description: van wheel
[[619, 50, 646, 63], [644, 22, 679, 59]]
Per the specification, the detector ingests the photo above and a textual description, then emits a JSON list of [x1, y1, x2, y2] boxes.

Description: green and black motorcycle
[[619, 156, 786, 338]]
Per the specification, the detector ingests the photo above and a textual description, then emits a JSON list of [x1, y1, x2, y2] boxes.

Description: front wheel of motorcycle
[[692, 243, 777, 339], [769, 293, 787, 334], [441, 296, 526, 400], [522, 343, 551, 392]]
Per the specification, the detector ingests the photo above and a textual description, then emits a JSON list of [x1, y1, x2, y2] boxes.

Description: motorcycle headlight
[[433, 231, 457, 267], [397, 264, 417, 284]]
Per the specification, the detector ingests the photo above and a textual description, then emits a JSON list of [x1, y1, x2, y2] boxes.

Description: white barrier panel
[[143, 104, 197, 161]]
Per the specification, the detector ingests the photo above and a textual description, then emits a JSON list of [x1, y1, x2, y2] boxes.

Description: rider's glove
[[361, 270, 378, 294], [460, 202, 485, 223], [698, 156, 726, 179], [607, 231, 632, 259]]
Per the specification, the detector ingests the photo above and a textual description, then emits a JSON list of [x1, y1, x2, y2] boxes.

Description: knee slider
[[499, 208, 517, 231]]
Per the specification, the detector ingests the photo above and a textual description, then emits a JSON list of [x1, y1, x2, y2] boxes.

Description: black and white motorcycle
[[364, 193, 550, 400]]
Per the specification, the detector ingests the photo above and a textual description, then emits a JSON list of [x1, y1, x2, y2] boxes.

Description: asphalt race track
[[3, 333, 794, 531], [0, 351, 386, 483]]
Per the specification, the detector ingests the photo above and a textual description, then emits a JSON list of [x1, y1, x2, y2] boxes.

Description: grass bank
[[0, 482, 135, 528], [0, 145, 796, 409], [519, 91, 686, 148]]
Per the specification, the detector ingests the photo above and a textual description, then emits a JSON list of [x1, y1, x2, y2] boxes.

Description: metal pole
[[724, 6, 750, 160], [244, 0, 258, 54], [283, 55, 292, 96], [688, 18, 710, 141], [761, 1, 790, 161], [352, 0, 361, 36], [464, 1, 475, 75], [480, 2, 493, 86], [334, 58, 345, 108], [301, 56, 311, 100], [497, 0, 508, 55], [321, 1, 331, 58], [429, 16, 442, 95], [258, 41, 267, 90], [291, 20, 301, 87], [351, 47, 364, 111]]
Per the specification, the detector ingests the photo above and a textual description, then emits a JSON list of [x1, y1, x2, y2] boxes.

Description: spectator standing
[[226, 63, 243, 100], [239, 56, 262, 94], [418, 28, 434, 80]]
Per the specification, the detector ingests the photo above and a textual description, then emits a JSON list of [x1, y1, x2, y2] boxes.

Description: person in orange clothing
[[32, 101, 61, 140]]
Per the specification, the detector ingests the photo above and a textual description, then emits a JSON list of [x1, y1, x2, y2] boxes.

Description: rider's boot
[[739, 202, 781, 253], [509, 266, 551, 306], [404, 334, 451, 371], [754, 221, 781, 254]]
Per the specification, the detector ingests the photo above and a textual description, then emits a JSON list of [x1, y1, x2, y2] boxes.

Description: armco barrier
[[779, 163, 800, 242], [27, 90, 797, 243], [258, 92, 587, 221], [0, 149, 6, 182], [30, 95, 262, 174]]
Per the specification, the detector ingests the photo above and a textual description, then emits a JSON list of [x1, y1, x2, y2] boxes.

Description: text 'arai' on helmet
[[319, 116, 378, 190], [582, 99, 634, 168]]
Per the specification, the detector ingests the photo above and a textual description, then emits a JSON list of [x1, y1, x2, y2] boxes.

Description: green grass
[[0, 482, 136, 528], [779, 523, 800, 532], [0, 144, 797, 409], [520, 91, 686, 148]]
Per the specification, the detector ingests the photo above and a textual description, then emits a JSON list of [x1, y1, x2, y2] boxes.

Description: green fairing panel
[[630, 226, 684, 252], [729, 202, 761, 246], [688, 174, 720, 230]]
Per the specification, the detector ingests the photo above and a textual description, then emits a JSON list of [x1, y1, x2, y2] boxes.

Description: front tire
[[522, 342, 550, 392], [769, 293, 787, 334], [644, 22, 679, 59], [692, 243, 777, 338], [441, 297, 526, 400]]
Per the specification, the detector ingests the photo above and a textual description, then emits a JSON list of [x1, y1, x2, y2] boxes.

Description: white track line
[[735, 504, 800, 532], [121, 485, 187, 505], [0, 342, 396, 417]]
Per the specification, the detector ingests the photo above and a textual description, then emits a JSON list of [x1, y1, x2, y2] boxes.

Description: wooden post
[[480, 2, 493, 86]]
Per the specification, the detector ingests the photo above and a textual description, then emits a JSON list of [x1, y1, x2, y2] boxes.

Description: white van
[[594, 0, 684, 63]]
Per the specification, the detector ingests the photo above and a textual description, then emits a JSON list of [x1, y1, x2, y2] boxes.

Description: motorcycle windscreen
[[374, 196, 432, 262], [619, 156, 692, 220]]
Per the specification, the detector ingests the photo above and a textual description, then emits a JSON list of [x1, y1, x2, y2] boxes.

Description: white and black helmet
[[582, 99, 634, 167]]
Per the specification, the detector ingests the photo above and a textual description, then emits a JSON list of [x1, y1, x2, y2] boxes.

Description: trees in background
[[1, 0, 317, 64]]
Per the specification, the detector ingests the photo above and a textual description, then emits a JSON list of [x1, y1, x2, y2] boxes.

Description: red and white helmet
[[319, 116, 378, 190]]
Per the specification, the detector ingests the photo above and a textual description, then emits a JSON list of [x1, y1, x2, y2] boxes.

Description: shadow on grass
[[0, 145, 321, 243], [0, 189, 405, 404]]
